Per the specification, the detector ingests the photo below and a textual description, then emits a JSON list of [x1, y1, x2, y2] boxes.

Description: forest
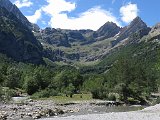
[[1, 40, 160, 105]]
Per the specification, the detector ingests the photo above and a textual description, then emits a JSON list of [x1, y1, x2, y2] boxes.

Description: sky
[[10, 0, 160, 30]]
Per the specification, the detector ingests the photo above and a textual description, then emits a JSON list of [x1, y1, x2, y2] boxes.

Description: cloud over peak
[[40, 0, 121, 30], [23, 0, 139, 30], [120, 3, 139, 23]]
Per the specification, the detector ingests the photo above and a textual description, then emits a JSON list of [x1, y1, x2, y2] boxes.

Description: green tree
[[23, 75, 39, 95], [4, 67, 21, 88], [65, 83, 75, 98]]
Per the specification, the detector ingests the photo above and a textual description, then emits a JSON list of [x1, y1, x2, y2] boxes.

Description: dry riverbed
[[0, 98, 154, 120], [40, 104, 160, 120]]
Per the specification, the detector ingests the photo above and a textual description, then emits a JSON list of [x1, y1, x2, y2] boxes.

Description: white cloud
[[42, 0, 76, 15], [120, 3, 139, 23], [26, 9, 42, 23], [14, 0, 33, 8], [41, 0, 120, 30]]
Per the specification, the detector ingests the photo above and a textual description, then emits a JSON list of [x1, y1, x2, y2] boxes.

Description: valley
[[1, 0, 160, 120]]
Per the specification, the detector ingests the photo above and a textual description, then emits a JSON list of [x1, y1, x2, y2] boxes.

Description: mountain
[[34, 16, 152, 64], [1, 0, 160, 105], [0, 0, 32, 29], [0, 7, 43, 64], [34, 28, 95, 47], [94, 22, 121, 41], [0, 0, 156, 66], [112, 17, 149, 46]]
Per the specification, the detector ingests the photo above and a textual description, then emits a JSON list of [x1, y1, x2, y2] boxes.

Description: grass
[[37, 93, 93, 104]]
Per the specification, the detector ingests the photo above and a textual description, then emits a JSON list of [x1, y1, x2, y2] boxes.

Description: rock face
[[0, 0, 32, 29], [149, 23, 160, 38], [65, 30, 86, 42], [34, 16, 152, 63], [35, 22, 121, 47], [34, 28, 94, 47], [40, 28, 71, 47], [128, 27, 151, 44], [112, 17, 148, 46], [0, 7, 43, 64], [95, 22, 121, 40]]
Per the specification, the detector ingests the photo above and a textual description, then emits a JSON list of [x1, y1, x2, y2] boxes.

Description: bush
[[23, 76, 39, 95], [32, 89, 58, 98], [107, 93, 117, 101], [127, 97, 141, 105], [0, 87, 17, 102]]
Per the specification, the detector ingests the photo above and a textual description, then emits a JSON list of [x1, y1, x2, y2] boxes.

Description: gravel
[[1, 98, 160, 120], [40, 104, 160, 120]]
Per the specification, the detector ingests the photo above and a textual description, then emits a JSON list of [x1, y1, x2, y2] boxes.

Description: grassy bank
[[32, 94, 93, 103]]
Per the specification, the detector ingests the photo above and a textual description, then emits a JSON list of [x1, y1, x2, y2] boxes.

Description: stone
[[0, 111, 8, 120]]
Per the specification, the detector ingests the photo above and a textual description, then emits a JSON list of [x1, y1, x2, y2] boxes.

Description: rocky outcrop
[[65, 30, 86, 42], [36, 28, 71, 47], [149, 23, 160, 38]]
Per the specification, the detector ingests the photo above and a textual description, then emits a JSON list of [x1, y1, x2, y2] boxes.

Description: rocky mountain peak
[[112, 16, 148, 46], [129, 16, 147, 29], [95, 21, 121, 40]]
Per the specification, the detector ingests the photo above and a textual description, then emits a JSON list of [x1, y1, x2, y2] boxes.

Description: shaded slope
[[0, 7, 43, 64]]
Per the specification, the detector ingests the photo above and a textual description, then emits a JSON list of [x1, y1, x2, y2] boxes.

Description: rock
[[41, 109, 55, 117], [32, 113, 41, 119], [28, 99, 34, 102], [27, 113, 32, 117], [69, 110, 74, 113], [0, 111, 8, 120], [55, 108, 65, 115]]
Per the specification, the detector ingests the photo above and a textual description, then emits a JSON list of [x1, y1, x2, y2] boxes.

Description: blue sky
[[10, 0, 160, 30]]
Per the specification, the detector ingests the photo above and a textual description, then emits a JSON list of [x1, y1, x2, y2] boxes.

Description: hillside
[[0, 6, 43, 64]]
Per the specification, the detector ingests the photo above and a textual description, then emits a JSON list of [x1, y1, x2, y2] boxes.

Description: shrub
[[107, 93, 117, 101], [32, 89, 58, 98], [0, 87, 17, 102], [23, 76, 39, 95]]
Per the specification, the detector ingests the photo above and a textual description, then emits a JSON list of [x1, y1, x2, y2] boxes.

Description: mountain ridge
[[0, 6, 43, 64], [1, 0, 160, 66], [0, 0, 33, 29]]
